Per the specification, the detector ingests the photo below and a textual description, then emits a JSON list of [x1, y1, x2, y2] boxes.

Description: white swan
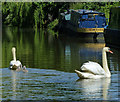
[[75, 47, 113, 79], [9, 47, 22, 70]]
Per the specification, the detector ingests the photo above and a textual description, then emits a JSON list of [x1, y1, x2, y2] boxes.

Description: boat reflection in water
[[76, 78, 111, 100]]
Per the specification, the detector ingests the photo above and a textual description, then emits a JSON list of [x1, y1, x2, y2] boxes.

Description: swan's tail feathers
[[75, 70, 85, 79]]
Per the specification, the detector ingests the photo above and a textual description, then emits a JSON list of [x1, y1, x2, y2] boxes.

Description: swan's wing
[[80, 61, 105, 75]]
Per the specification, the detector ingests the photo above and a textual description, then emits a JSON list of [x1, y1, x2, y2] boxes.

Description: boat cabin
[[71, 9, 107, 28]]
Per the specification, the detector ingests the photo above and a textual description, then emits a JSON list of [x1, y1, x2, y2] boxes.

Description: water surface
[[2, 26, 120, 101]]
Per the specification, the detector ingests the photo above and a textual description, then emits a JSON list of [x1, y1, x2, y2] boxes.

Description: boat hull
[[59, 22, 103, 38], [77, 28, 104, 33], [63, 21, 104, 34]]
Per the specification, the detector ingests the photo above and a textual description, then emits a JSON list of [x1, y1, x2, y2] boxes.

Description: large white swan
[[9, 47, 22, 70], [75, 47, 113, 79]]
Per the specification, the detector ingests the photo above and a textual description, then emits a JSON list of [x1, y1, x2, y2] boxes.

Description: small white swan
[[9, 47, 22, 70], [75, 47, 113, 79]]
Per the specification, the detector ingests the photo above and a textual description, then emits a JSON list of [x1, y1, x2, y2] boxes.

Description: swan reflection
[[10, 70, 17, 100], [76, 78, 111, 100]]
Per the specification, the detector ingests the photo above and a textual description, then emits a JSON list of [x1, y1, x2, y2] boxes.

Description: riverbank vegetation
[[2, 2, 120, 29]]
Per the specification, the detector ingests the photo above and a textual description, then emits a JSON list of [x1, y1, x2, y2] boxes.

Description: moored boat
[[58, 9, 108, 37], [104, 6, 120, 48]]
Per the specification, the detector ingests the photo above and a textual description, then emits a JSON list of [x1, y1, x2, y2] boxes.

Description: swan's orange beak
[[109, 50, 113, 54]]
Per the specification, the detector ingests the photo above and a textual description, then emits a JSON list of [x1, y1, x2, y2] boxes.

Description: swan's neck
[[12, 49, 16, 61], [102, 50, 111, 77]]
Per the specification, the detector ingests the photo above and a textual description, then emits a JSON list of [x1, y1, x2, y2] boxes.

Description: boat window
[[82, 15, 88, 19], [80, 14, 95, 21], [81, 14, 94, 21], [88, 14, 94, 19]]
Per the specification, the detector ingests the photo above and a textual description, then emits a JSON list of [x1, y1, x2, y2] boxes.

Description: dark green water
[[1, 26, 120, 101]]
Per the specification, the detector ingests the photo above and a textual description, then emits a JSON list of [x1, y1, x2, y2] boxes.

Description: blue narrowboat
[[59, 9, 108, 37], [104, 6, 120, 48]]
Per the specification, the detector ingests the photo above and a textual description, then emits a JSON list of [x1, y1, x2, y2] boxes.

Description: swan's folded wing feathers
[[80, 61, 105, 75]]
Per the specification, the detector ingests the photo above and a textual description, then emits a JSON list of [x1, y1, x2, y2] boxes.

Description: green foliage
[[2, 2, 120, 28], [47, 19, 58, 29], [2, 2, 34, 27], [2, 2, 69, 28], [70, 2, 120, 19], [34, 3, 44, 29]]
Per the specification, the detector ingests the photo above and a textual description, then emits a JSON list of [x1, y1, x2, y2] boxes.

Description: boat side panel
[[77, 28, 104, 33]]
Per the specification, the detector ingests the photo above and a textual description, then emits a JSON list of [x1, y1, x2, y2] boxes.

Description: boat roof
[[60, 9, 105, 16], [72, 9, 105, 15]]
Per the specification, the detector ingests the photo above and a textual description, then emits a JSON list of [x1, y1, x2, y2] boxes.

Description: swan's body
[[9, 47, 28, 72], [9, 47, 22, 70], [10, 60, 21, 67], [75, 47, 113, 79]]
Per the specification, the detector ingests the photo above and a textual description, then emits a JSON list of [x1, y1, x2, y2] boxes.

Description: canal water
[[1, 26, 120, 101]]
